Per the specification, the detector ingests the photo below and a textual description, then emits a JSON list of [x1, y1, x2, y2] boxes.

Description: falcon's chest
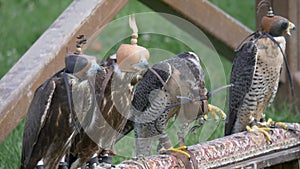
[[69, 76, 95, 127], [247, 37, 285, 119], [110, 72, 139, 115], [253, 37, 284, 93]]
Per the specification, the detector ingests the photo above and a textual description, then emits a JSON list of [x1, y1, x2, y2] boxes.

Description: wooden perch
[[117, 123, 300, 169]]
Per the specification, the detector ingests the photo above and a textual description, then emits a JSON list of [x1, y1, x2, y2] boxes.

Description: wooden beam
[[0, 0, 129, 142], [117, 123, 300, 169], [161, 0, 253, 50], [139, 0, 252, 61], [266, 159, 300, 169]]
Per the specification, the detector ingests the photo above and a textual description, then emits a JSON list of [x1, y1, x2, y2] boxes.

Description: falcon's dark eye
[[281, 21, 288, 29]]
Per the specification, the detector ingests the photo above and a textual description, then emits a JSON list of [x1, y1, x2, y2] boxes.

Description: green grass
[[0, 0, 299, 168]]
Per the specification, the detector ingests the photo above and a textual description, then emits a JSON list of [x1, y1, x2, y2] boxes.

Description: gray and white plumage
[[225, 12, 296, 135], [126, 52, 207, 156], [225, 35, 284, 135]]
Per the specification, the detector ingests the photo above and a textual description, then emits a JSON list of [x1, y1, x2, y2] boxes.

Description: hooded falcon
[[121, 52, 226, 158], [68, 22, 150, 168], [224, 3, 296, 139], [20, 35, 101, 169]]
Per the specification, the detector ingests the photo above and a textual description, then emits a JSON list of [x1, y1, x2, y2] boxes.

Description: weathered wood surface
[[140, 0, 252, 61], [0, 0, 128, 142], [117, 123, 300, 169], [159, 0, 252, 50]]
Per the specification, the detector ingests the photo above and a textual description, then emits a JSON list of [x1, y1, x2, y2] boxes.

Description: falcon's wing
[[116, 62, 172, 139], [119, 52, 202, 139], [225, 39, 258, 135], [130, 61, 172, 116], [21, 74, 60, 165]]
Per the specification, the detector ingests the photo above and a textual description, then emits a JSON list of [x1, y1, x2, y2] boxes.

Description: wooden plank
[[267, 159, 300, 169], [160, 0, 253, 49], [117, 123, 300, 169], [139, 0, 252, 61], [0, 0, 129, 142]]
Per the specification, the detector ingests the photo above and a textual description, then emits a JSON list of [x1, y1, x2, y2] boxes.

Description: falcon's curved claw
[[208, 104, 226, 121], [246, 125, 272, 142], [264, 118, 300, 132], [86, 156, 100, 168], [160, 146, 190, 159]]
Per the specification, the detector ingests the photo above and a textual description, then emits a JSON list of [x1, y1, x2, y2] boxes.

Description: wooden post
[[0, 0, 129, 142]]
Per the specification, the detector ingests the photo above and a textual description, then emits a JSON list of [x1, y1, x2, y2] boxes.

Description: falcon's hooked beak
[[131, 54, 149, 71], [286, 22, 296, 36], [86, 59, 102, 77]]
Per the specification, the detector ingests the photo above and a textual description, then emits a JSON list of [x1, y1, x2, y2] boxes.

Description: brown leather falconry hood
[[116, 14, 150, 72]]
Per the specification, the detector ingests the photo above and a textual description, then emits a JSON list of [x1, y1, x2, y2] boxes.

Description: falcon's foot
[[87, 163, 115, 169], [208, 104, 226, 121], [188, 105, 225, 134], [83, 151, 116, 169], [262, 118, 300, 132], [266, 118, 287, 128], [246, 125, 272, 142], [58, 162, 68, 169], [35, 161, 68, 169], [160, 146, 190, 158], [131, 156, 151, 169], [36, 165, 44, 169], [85, 156, 115, 169], [86, 156, 100, 169], [160, 146, 198, 169]]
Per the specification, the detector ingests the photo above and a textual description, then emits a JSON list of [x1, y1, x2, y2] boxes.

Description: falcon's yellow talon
[[260, 127, 271, 131], [274, 122, 287, 129], [176, 145, 187, 150], [246, 125, 272, 141], [267, 118, 274, 125], [207, 104, 226, 120], [211, 111, 219, 121], [265, 118, 287, 129], [168, 147, 190, 158], [161, 146, 190, 158]]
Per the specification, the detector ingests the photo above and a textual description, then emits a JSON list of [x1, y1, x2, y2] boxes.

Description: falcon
[[224, 2, 296, 140], [121, 52, 226, 158], [68, 40, 150, 169], [20, 35, 101, 169]]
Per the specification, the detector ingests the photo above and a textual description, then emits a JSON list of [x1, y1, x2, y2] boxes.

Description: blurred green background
[[0, 0, 299, 168]]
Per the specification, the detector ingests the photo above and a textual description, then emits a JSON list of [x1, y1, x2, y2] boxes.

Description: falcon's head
[[116, 44, 150, 73], [65, 54, 101, 79], [261, 8, 296, 37], [64, 34, 101, 79]]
